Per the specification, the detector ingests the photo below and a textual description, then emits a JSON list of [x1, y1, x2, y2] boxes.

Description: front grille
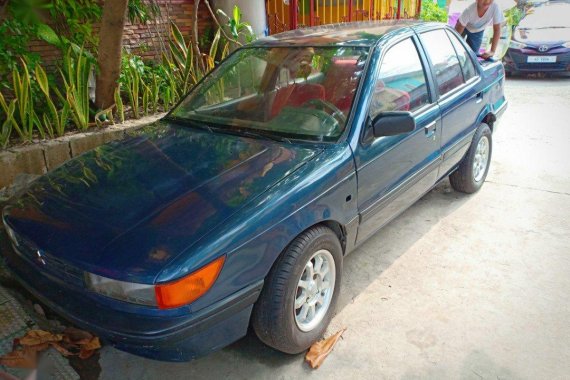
[[12, 237, 84, 288], [507, 50, 570, 72]]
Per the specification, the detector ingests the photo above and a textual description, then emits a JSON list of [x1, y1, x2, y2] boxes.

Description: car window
[[369, 38, 430, 118], [446, 30, 477, 82], [420, 29, 464, 96]]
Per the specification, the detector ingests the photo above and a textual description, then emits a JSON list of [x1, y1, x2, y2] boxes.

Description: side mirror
[[372, 111, 416, 138]]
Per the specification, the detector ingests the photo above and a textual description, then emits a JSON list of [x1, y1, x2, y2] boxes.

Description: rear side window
[[420, 29, 464, 96], [446, 30, 477, 82], [369, 38, 430, 117]]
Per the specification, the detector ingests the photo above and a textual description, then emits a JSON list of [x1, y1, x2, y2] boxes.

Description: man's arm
[[482, 23, 501, 59], [455, 21, 465, 35]]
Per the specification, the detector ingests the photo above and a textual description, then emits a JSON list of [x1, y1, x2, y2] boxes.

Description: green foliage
[[0, 94, 16, 149], [420, 1, 448, 22], [1, 0, 100, 92], [128, 0, 161, 24], [122, 55, 142, 119], [0, 18, 40, 82], [60, 48, 93, 130], [505, 7, 524, 29], [11, 61, 42, 141], [114, 87, 125, 123], [36, 65, 70, 137], [217, 6, 256, 44]]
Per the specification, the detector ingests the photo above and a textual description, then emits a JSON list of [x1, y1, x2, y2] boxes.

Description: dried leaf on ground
[[49, 342, 74, 357], [63, 327, 93, 345], [0, 348, 37, 369], [305, 328, 346, 369], [0, 327, 101, 369], [19, 330, 63, 346], [78, 349, 95, 360], [80, 337, 101, 351]]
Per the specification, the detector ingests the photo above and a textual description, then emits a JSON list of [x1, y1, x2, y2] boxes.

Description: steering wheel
[[303, 99, 347, 125]]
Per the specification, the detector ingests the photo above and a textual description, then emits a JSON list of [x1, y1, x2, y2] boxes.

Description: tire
[[449, 123, 493, 194], [252, 225, 343, 354]]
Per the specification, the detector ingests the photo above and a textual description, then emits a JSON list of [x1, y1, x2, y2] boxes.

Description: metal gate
[[266, 0, 422, 35]]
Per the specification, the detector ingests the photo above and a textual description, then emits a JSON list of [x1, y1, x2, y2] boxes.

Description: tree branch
[[191, 0, 206, 75]]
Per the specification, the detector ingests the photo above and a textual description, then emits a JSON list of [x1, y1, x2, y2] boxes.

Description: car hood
[[3, 122, 321, 282], [514, 27, 570, 45]]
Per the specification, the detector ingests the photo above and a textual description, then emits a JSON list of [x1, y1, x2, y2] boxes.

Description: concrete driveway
[[99, 77, 570, 379]]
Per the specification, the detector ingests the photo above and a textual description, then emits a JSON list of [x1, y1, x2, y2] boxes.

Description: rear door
[[418, 28, 483, 177], [355, 36, 442, 243]]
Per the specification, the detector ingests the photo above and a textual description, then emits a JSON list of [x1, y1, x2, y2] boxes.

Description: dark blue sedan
[[1, 21, 507, 361]]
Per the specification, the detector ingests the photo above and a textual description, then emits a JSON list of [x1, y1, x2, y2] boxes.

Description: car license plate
[[527, 56, 557, 63]]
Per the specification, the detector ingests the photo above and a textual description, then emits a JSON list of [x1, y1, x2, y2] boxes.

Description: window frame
[[444, 29, 478, 85], [417, 26, 482, 102], [369, 37, 432, 118], [359, 32, 437, 145]]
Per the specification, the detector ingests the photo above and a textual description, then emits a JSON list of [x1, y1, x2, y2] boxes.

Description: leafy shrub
[[420, 1, 448, 22]]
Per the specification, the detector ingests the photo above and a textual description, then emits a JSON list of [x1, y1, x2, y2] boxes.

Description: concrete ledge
[[0, 113, 165, 189]]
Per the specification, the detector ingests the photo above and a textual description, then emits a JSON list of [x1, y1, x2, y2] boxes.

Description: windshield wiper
[[227, 128, 292, 144], [166, 116, 215, 133]]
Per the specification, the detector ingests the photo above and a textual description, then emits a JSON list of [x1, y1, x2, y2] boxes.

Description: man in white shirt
[[455, 0, 505, 59]]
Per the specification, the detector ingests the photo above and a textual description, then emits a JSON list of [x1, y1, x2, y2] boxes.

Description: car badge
[[538, 45, 549, 53], [36, 250, 47, 265]]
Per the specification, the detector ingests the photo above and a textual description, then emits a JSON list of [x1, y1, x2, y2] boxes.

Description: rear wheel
[[252, 225, 342, 354], [449, 123, 492, 194]]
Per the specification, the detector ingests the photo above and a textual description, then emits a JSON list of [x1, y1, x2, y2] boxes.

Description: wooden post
[[310, 0, 315, 25], [396, 0, 401, 18], [416, 0, 422, 17], [290, 0, 299, 30], [348, 0, 353, 21]]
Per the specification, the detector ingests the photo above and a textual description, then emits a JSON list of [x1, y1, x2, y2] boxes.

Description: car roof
[[252, 20, 440, 47]]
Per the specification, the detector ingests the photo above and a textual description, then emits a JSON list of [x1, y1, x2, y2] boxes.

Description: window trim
[[444, 29, 478, 84], [418, 28, 468, 100], [359, 34, 434, 145]]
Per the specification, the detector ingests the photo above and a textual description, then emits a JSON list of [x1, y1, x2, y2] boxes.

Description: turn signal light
[[155, 256, 225, 309]]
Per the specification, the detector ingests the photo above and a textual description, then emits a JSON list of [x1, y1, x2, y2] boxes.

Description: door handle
[[475, 92, 483, 104], [424, 121, 437, 140]]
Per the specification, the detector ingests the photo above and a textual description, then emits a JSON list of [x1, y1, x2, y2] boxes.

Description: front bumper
[[2, 242, 263, 361], [504, 48, 570, 73]]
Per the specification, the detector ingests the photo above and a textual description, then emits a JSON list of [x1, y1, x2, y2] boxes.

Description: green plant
[[420, 1, 448, 22], [124, 59, 142, 119], [0, 94, 16, 149], [60, 47, 92, 130], [217, 6, 256, 44], [127, 0, 161, 24], [167, 21, 200, 94], [10, 60, 41, 142], [35, 65, 70, 138], [114, 87, 125, 123], [505, 7, 524, 29]]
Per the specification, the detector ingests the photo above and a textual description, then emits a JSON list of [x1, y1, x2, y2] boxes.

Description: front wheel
[[252, 225, 342, 354], [449, 123, 493, 194]]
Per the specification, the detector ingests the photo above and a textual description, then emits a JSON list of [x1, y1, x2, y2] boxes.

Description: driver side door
[[354, 36, 443, 243]]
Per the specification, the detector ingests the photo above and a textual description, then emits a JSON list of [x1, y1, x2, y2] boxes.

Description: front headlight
[[84, 255, 225, 309], [85, 273, 157, 306], [509, 40, 527, 49]]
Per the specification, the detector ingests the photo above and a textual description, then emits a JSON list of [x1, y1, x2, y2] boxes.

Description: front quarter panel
[[158, 142, 357, 312]]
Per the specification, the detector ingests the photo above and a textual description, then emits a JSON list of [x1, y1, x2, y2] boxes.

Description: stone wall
[[0, 114, 165, 190]]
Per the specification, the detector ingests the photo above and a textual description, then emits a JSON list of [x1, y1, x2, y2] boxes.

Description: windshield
[[519, 4, 570, 29], [170, 46, 369, 142]]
